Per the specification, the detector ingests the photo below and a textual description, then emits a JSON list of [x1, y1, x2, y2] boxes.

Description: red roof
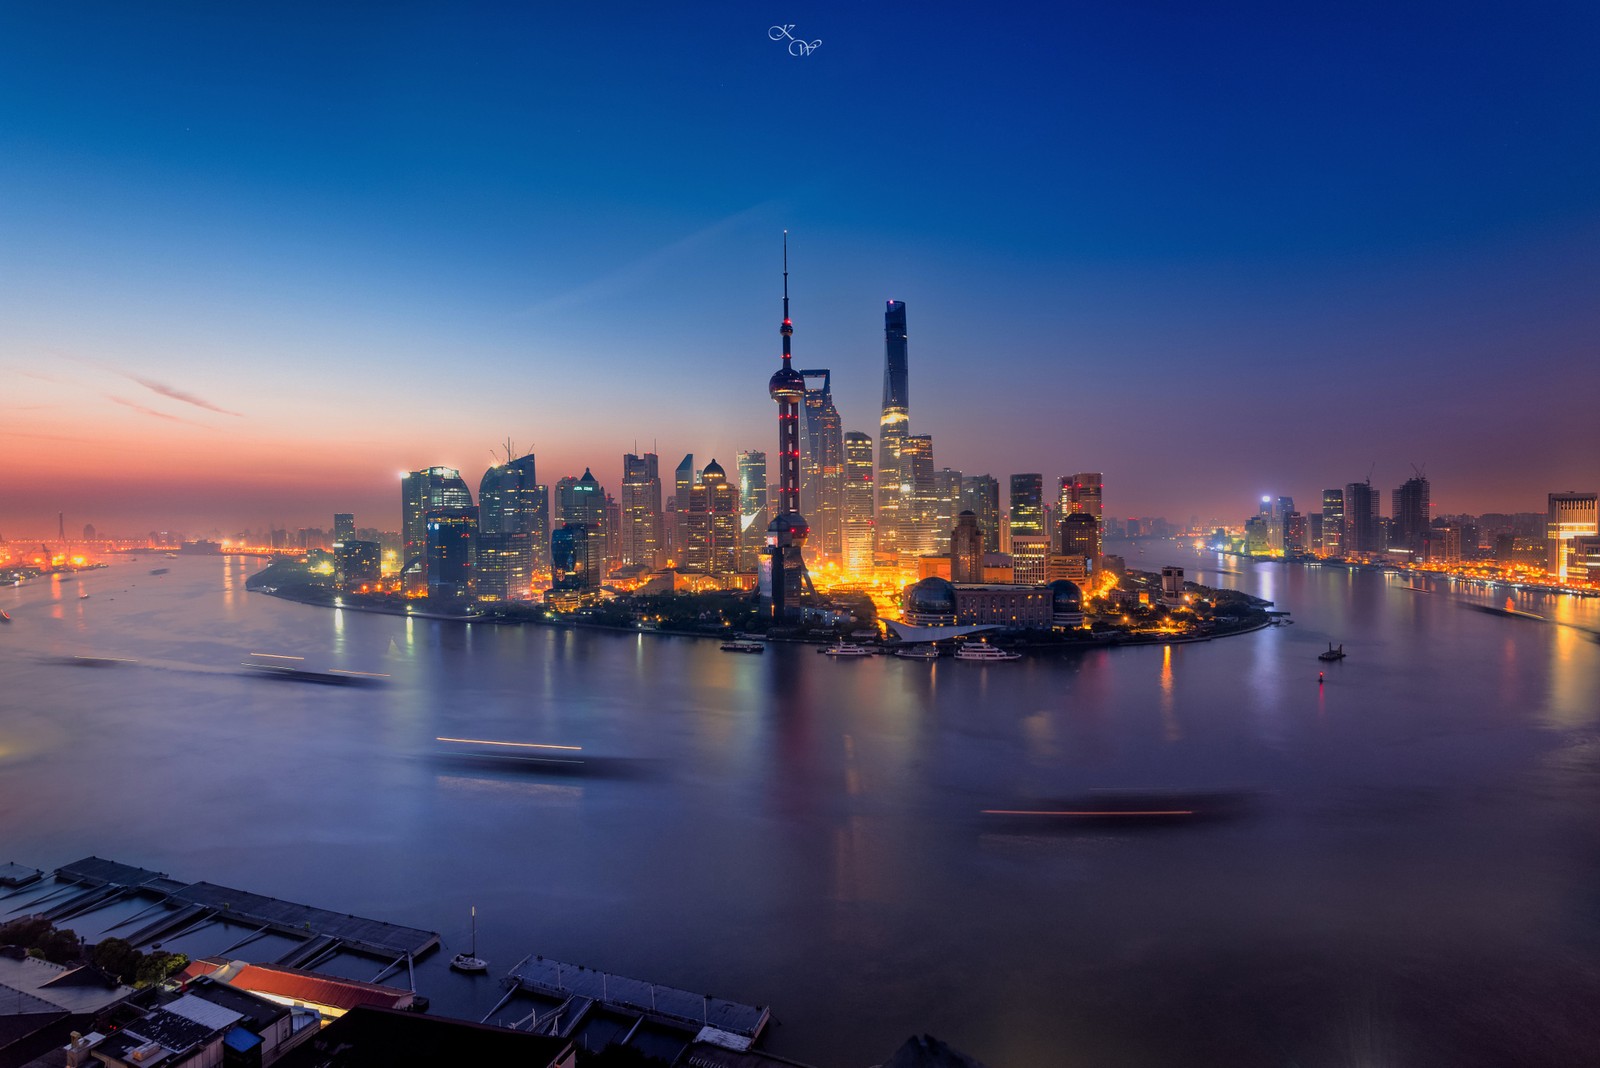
[[226, 964, 412, 1013]]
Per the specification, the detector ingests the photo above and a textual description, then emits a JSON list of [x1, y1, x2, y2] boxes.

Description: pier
[[34, 857, 439, 966], [0, 862, 42, 889], [495, 953, 769, 1052]]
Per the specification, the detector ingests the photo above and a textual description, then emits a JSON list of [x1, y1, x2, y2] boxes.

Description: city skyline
[[4, 4, 1599, 534]]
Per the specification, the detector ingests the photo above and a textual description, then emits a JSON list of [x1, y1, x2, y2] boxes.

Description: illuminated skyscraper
[[800, 369, 844, 561], [962, 475, 1001, 553], [898, 434, 939, 558], [557, 469, 607, 578], [737, 450, 769, 574], [551, 523, 601, 590], [934, 468, 963, 544], [1062, 473, 1104, 551], [1547, 492, 1599, 581], [1009, 474, 1044, 541], [425, 507, 477, 599], [842, 432, 875, 576], [876, 300, 910, 556], [620, 452, 663, 568], [685, 458, 740, 580], [737, 450, 768, 517], [1321, 488, 1345, 557], [669, 453, 695, 561], [1059, 511, 1100, 559], [1012, 535, 1049, 584], [333, 513, 355, 542], [761, 235, 813, 617], [401, 467, 472, 585], [477, 453, 539, 600]]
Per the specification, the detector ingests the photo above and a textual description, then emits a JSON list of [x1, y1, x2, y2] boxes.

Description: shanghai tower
[[877, 300, 909, 557], [762, 234, 813, 618]]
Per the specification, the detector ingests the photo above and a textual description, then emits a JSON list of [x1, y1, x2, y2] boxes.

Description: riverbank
[[252, 583, 1276, 656]]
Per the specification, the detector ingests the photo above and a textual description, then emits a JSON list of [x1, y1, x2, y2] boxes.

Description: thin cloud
[[130, 376, 242, 417], [520, 201, 779, 318], [110, 396, 210, 427]]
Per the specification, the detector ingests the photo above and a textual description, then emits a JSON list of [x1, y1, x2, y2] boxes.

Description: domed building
[[1048, 579, 1084, 629], [903, 576, 958, 626]]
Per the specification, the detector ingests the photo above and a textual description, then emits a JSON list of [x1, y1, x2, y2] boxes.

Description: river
[[2, 543, 1597, 1066]]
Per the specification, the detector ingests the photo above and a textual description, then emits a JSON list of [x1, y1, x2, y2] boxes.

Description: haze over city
[[4, 3, 1598, 535]]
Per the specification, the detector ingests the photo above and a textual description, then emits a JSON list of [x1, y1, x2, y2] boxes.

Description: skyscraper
[[800, 369, 844, 561], [1059, 511, 1100, 560], [1062, 473, 1104, 550], [842, 432, 875, 576], [962, 475, 1001, 553], [685, 458, 740, 580], [1009, 474, 1044, 540], [737, 450, 768, 517], [620, 452, 663, 568], [950, 510, 983, 583], [1321, 488, 1345, 557], [1343, 481, 1380, 555], [477, 453, 540, 600], [401, 467, 473, 586], [668, 453, 695, 562], [934, 468, 963, 545], [1392, 475, 1431, 558], [876, 300, 910, 557], [1547, 492, 1599, 582], [761, 235, 812, 617], [898, 434, 939, 557], [333, 513, 355, 542], [736, 449, 770, 574], [558, 469, 607, 579], [425, 507, 477, 599]]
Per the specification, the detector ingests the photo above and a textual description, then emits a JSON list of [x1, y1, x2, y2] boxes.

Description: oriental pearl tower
[[763, 233, 814, 619]]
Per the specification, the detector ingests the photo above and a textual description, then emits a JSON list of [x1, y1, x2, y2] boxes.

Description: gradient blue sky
[[3, 2, 1598, 535]]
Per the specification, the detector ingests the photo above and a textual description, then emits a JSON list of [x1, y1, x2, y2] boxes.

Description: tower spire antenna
[[780, 231, 793, 363]]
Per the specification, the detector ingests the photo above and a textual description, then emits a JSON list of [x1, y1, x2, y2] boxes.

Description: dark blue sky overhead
[[3, 2, 1597, 532]]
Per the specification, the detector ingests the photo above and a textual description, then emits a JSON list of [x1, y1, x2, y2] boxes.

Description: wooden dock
[[46, 856, 439, 964]]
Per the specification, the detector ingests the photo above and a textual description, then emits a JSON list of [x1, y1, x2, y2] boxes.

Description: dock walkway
[[47, 856, 439, 963], [504, 954, 768, 1049]]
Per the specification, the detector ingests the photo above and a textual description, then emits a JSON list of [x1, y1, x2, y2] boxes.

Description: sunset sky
[[4, 3, 1598, 537]]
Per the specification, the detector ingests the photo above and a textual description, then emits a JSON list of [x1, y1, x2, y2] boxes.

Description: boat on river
[[720, 639, 765, 654], [895, 645, 941, 660], [820, 642, 874, 657], [450, 906, 488, 973], [955, 640, 1021, 662], [1318, 643, 1346, 661]]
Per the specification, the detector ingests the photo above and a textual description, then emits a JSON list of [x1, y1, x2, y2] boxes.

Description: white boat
[[450, 906, 488, 973], [895, 645, 941, 660], [955, 641, 1021, 662], [819, 642, 874, 657], [720, 639, 765, 653]]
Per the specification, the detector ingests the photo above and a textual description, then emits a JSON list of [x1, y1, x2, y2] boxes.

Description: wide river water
[[2, 543, 1598, 1066]]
